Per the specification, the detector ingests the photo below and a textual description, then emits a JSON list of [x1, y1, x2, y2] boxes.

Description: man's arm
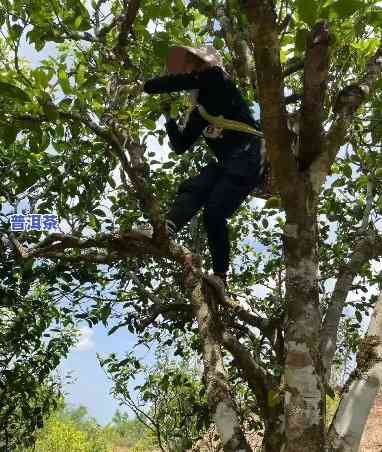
[[165, 107, 208, 155], [143, 66, 224, 94]]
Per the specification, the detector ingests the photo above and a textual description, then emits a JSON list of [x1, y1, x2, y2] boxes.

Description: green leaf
[[296, 0, 318, 25], [42, 102, 59, 121], [332, 0, 365, 18], [170, 103, 178, 117], [375, 168, 382, 179], [145, 3, 160, 18], [356, 175, 369, 188], [39, 133, 50, 151], [159, 4, 172, 18], [74, 16, 83, 29], [89, 214, 100, 230], [153, 39, 169, 59], [365, 9, 382, 28], [58, 97, 73, 109], [264, 196, 282, 209], [213, 36, 224, 50], [343, 164, 352, 178], [34, 39, 45, 51], [93, 208, 106, 217], [108, 176, 116, 189], [295, 28, 308, 53], [3, 125, 17, 146], [117, 358, 131, 367], [32, 68, 52, 88], [267, 389, 281, 407], [377, 196, 382, 211], [142, 391, 154, 401], [0, 82, 30, 102], [262, 218, 269, 228], [355, 310, 362, 323], [143, 119, 156, 130], [182, 13, 192, 27], [58, 69, 71, 95], [162, 161, 175, 169], [10, 24, 23, 40]]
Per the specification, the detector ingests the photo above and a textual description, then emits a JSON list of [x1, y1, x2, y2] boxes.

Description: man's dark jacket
[[143, 65, 261, 162]]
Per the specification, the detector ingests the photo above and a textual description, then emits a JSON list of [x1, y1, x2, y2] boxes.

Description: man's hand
[[135, 79, 145, 95]]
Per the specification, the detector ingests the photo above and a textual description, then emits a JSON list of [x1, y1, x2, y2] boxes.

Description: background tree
[[100, 342, 210, 451], [0, 0, 382, 451], [0, 248, 76, 450], [25, 399, 112, 452], [21, 399, 158, 452], [110, 409, 156, 448]]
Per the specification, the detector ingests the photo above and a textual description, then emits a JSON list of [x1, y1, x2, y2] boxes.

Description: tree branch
[[321, 229, 382, 380], [203, 275, 272, 333], [242, 0, 297, 201], [47, 30, 99, 42], [317, 45, 382, 180], [93, 0, 108, 36], [5, 232, 122, 263], [360, 178, 376, 232], [5, 229, 210, 309], [5, 230, 164, 261], [97, 17, 119, 41], [196, 279, 281, 436], [60, 109, 167, 242], [129, 273, 193, 330], [298, 21, 331, 171], [115, 0, 141, 50], [11, 106, 168, 243], [190, 279, 252, 451], [220, 330, 272, 416], [328, 290, 382, 451], [216, 2, 257, 89], [136, 302, 193, 331], [282, 58, 304, 78]]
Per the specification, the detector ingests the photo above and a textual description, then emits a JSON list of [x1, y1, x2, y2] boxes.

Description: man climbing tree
[[1, 0, 382, 451], [140, 44, 266, 291]]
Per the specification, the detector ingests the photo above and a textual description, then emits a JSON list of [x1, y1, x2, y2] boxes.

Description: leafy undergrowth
[[18, 403, 159, 452]]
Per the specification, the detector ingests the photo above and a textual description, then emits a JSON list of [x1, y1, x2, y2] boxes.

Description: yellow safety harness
[[195, 104, 265, 139], [183, 103, 276, 199]]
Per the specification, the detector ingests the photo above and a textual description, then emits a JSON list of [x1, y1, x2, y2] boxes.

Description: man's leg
[[202, 173, 255, 281], [166, 162, 221, 233]]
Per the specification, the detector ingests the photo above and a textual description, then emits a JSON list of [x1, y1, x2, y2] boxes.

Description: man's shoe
[[165, 219, 178, 240], [208, 273, 228, 299], [132, 223, 154, 238], [214, 272, 228, 290], [132, 219, 178, 240]]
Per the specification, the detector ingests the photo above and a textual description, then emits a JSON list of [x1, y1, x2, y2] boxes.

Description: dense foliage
[[0, 0, 381, 449], [0, 250, 76, 450], [100, 344, 210, 451], [21, 401, 157, 452]]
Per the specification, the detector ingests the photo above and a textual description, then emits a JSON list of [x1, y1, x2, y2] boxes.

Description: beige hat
[[166, 44, 226, 74]]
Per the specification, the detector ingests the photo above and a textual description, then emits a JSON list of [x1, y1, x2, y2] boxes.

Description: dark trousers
[[167, 137, 264, 274]]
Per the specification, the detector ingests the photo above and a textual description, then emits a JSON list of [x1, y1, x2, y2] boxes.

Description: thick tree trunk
[[261, 413, 285, 452], [320, 230, 381, 383], [328, 290, 382, 451], [191, 281, 252, 452], [283, 183, 325, 451]]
